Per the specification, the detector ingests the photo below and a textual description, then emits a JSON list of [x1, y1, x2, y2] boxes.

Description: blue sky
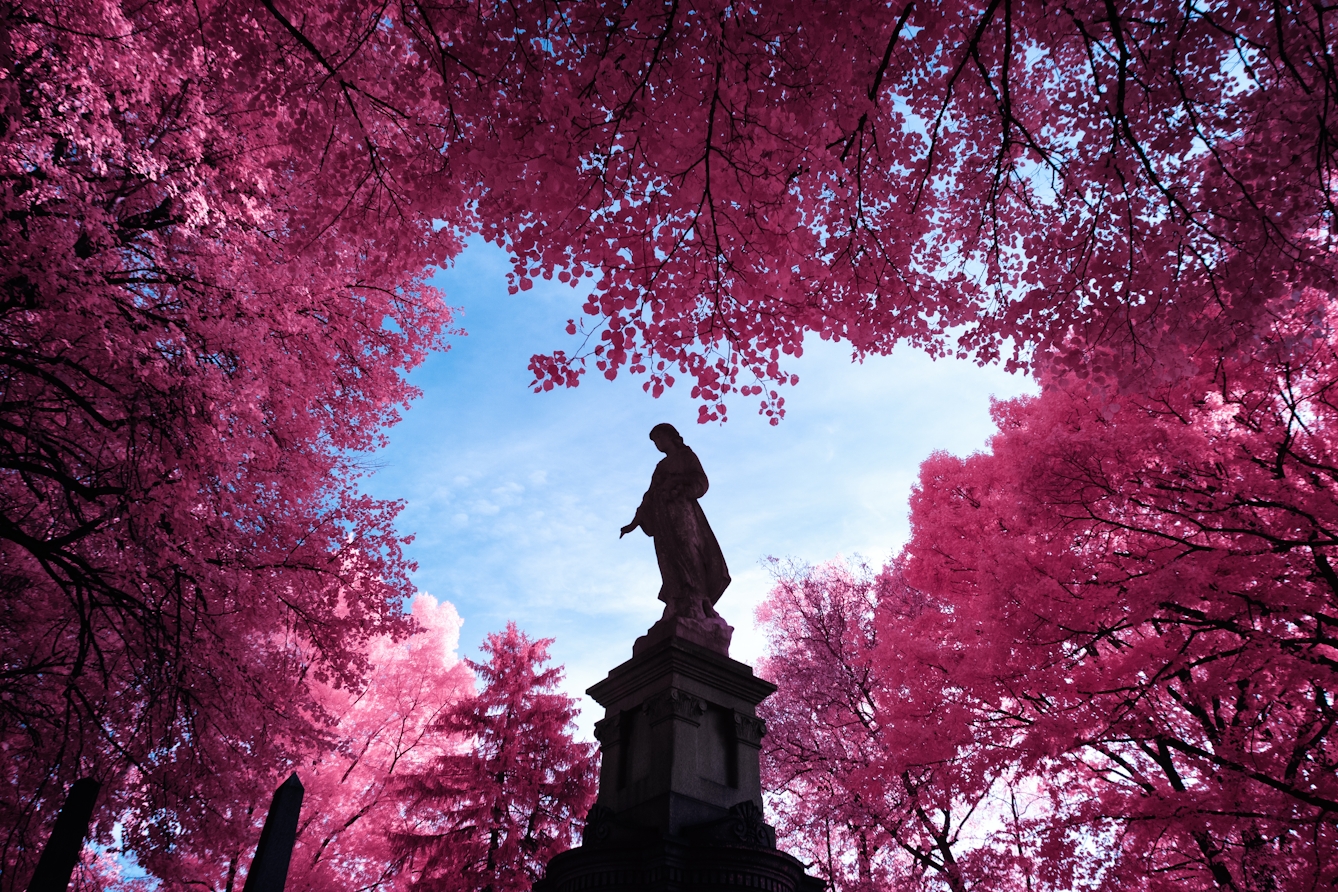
[[364, 239, 1037, 735]]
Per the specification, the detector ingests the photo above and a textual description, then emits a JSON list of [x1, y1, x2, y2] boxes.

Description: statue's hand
[[619, 522, 637, 538]]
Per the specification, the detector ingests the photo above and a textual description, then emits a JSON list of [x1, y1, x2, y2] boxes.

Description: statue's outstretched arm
[[620, 495, 649, 538]]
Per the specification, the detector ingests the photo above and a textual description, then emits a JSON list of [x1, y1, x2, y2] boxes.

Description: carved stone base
[[536, 628, 822, 892], [535, 830, 823, 892], [634, 615, 733, 657]]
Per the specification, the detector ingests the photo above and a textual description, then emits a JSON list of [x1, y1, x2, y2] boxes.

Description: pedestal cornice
[[587, 636, 776, 710]]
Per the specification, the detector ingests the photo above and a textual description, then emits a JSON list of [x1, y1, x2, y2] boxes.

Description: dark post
[[26, 777, 102, 892], [241, 773, 305, 892]]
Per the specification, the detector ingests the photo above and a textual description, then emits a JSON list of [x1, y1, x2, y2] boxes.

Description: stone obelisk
[[534, 428, 822, 892]]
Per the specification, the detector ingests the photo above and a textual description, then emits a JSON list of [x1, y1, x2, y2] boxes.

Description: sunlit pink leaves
[[899, 292, 1338, 888], [486, 1, 1338, 422]]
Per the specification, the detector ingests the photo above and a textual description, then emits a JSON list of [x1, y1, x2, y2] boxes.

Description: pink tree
[[16, 1, 1338, 424], [761, 293, 1338, 888], [485, 2, 1338, 422], [397, 624, 596, 892], [2, 0, 460, 882], [98, 596, 473, 892], [902, 290, 1338, 889], [758, 560, 1091, 892], [283, 597, 476, 892], [757, 559, 915, 892]]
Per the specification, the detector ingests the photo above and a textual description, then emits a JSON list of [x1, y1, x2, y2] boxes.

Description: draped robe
[[630, 444, 731, 613]]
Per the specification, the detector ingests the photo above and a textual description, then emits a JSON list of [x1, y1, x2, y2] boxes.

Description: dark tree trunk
[[26, 778, 101, 892]]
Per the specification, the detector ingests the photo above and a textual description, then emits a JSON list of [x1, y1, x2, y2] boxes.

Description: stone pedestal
[[534, 635, 823, 892]]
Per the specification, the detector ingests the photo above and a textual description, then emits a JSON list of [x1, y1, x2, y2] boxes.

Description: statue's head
[[649, 423, 684, 452]]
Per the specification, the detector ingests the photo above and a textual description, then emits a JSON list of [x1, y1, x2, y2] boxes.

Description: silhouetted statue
[[621, 424, 731, 623], [538, 430, 819, 892]]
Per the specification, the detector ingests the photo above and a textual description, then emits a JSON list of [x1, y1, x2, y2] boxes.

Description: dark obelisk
[[535, 427, 822, 892], [241, 773, 304, 892]]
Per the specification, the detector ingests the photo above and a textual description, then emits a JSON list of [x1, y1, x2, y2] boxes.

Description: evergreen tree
[[397, 624, 596, 892]]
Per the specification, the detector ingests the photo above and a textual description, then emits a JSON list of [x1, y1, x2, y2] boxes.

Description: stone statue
[[621, 424, 733, 653], [537, 427, 819, 892]]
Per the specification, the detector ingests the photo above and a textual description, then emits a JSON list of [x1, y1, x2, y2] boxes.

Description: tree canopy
[[4, 0, 1335, 889]]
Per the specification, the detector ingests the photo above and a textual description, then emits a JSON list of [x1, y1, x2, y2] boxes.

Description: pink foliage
[[758, 560, 1089, 892], [903, 301, 1338, 888], [286, 597, 475, 892], [12, 0, 1330, 429], [1, 0, 457, 882], [71, 848, 153, 892], [757, 560, 900, 892], [8, 1, 1338, 888], [103, 596, 473, 892], [489, 2, 1338, 423], [397, 623, 597, 892]]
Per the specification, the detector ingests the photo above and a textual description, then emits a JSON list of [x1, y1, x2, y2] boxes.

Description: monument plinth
[[534, 635, 822, 892], [535, 426, 821, 892], [588, 634, 771, 837]]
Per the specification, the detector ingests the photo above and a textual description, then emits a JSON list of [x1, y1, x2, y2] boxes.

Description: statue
[[621, 424, 733, 653]]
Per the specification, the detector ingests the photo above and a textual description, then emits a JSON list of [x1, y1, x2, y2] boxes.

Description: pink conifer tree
[[397, 624, 596, 892]]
